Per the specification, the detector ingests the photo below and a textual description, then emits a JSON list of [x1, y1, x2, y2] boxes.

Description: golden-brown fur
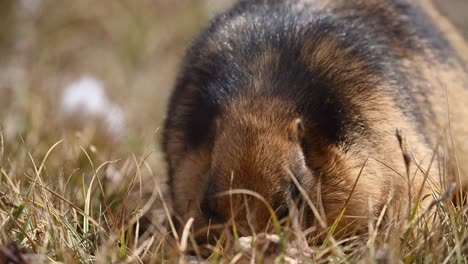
[[163, 0, 468, 241]]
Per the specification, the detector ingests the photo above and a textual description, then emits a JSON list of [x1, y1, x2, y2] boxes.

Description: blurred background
[[0, 0, 466, 194], [0, 0, 234, 182]]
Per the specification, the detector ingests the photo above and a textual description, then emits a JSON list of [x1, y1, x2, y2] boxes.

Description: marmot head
[[200, 97, 313, 234]]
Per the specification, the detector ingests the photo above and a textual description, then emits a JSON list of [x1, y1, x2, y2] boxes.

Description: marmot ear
[[288, 118, 304, 142]]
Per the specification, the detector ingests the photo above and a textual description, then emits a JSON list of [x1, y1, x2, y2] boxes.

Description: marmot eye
[[289, 180, 301, 202]]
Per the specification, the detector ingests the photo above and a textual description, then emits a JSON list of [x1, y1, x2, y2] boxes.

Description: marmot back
[[163, 0, 468, 239]]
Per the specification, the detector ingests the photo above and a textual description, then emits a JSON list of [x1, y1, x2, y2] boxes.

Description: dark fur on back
[[165, 0, 456, 150], [162, 0, 468, 238]]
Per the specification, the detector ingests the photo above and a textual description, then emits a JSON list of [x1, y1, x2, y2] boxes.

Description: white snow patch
[[61, 76, 109, 116], [61, 75, 126, 138]]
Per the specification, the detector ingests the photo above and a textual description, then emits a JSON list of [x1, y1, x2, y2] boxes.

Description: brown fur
[[163, 0, 468, 241]]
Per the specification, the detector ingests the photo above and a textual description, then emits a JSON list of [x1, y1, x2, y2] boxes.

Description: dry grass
[[0, 0, 467, 263]]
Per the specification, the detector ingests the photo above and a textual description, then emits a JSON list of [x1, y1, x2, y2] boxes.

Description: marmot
[[162, 0, 468, 239]]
